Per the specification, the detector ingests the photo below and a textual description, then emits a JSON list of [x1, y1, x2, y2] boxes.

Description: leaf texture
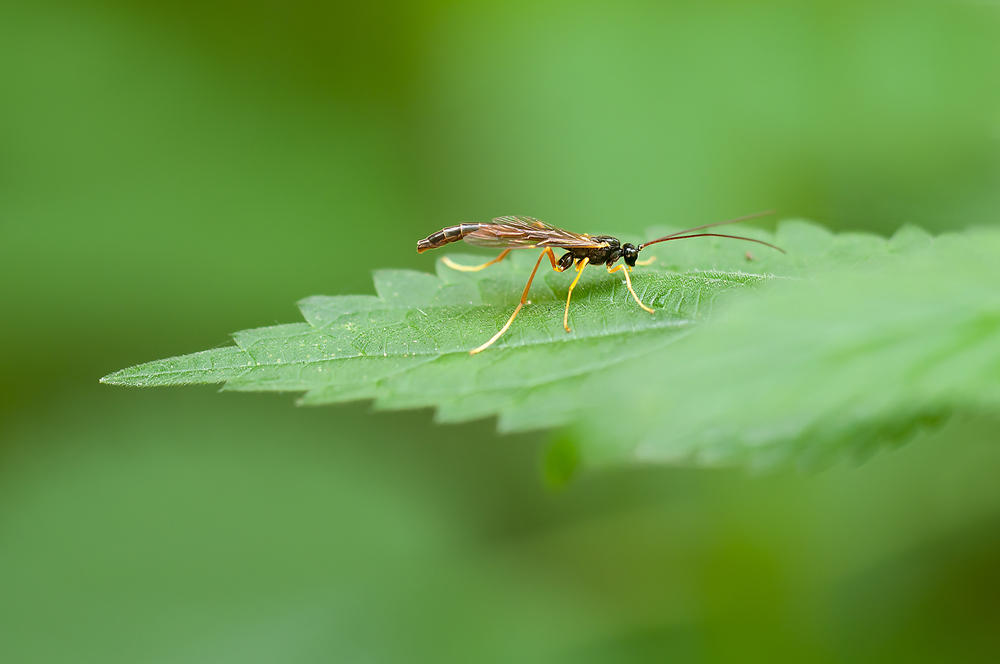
[[102, 220, 1000, 469], [572, 226, 1000, 469]]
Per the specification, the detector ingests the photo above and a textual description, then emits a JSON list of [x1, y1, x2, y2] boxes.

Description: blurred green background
[[2, 0, 1000, 661]]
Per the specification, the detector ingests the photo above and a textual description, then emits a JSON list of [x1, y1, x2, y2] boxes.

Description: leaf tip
[[99, 368, 138, 386]]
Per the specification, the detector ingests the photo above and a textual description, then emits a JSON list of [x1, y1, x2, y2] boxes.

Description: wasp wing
[[462, 216, 604, 249]]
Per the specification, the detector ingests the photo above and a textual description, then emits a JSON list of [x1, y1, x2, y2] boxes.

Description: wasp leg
[[470, 249, 552, 355], [441, 249, 512, 272], [608, 263, 655, 313], [543, 247, 567, 272], [634, 256, 656, 266], [524, 248, 565, 306], [563, 258, 590, 333]]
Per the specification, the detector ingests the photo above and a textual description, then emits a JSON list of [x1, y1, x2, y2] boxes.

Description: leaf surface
[[102, 221, 1000, 469], [572, 226, 1000, 469]]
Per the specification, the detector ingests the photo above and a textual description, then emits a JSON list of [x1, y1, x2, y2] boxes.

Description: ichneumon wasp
[[417, 211, 784, 354]]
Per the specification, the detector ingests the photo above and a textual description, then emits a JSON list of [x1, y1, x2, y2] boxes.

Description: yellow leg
[[543, 247, 566, 272], [441, 249, 511, 272], [634, 256, 656, 266], [563, 258, 589, 332], [608, 263, 655, 313], [470, 249, 551, 355]]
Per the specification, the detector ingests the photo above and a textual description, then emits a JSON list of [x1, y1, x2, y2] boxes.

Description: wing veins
[[464, 216, 604, 249]]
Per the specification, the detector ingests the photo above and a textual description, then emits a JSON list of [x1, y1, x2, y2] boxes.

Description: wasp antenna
[[640, 233, 785, 254], [639, 210, 776, 250]]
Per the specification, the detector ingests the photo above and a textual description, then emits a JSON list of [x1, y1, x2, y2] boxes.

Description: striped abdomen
[[416, 223, 482, 253]]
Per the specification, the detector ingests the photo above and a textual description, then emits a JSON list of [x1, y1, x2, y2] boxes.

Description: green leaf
[[102, 220, 1000, 470], [570, 226, 1000, 470]]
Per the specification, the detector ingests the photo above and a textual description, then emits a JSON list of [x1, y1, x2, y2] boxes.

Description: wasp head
[[622, 243, 640, 267]]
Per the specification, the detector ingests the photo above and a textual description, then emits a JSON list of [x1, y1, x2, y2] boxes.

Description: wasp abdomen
[[416, 223, 482, 253]]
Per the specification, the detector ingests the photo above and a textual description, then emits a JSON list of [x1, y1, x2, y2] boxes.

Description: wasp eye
[[622, 244, 639, 267]]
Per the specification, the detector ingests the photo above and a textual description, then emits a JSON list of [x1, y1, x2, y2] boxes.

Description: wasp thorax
[[581, 236, 616, 265]]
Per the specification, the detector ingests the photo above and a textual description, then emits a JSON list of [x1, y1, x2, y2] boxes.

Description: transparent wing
[[463, 216, 604, 249]]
